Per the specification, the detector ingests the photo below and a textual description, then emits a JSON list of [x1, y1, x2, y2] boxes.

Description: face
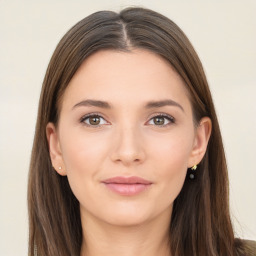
[[47, 50, 210, 227]]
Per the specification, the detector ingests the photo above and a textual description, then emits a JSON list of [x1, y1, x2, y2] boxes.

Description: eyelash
[[80, 113, 175, 127], [147, 113, 175, 127], [80, 113, 108, 127]]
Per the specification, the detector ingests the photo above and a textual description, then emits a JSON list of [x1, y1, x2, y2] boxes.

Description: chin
[[97, 202, 165, 227], [81, 201, 152, 227], [104, 212, 152, 227]]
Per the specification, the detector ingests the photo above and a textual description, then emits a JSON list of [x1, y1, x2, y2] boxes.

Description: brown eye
[[88, 116, 101, 125], [148, 114, 175, 126], [153, 116, 165, 125], [81, 114, 108, 126]]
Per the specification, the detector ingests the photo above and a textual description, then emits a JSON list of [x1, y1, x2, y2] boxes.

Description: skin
[[47, 49, 211, 256]]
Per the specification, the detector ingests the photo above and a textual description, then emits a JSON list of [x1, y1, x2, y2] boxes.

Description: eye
[[80, 114, 108, 126], [147, 114, 175, 126]]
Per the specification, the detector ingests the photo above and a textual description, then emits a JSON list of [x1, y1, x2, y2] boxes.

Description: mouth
[[101, 176, 153, 196]]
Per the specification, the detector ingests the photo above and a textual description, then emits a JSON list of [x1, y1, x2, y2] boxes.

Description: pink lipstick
[[102, 176, 152, 196]]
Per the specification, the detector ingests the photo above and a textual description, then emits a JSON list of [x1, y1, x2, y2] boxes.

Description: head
[[28, 7, 235, 256]]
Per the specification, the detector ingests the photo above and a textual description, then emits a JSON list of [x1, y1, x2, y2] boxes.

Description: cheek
[[59, 129, 112, 196], [59, 130, 111, 205], [149, 131, 194, 197], [60, 128, 108, 169], [150, 131, 194, 173]]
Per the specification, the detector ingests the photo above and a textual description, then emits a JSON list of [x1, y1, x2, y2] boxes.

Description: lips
[[102, 176, 152, 196]]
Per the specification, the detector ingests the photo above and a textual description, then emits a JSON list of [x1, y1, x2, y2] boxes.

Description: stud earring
[[187, 165, 197, 180], [191, 165, 197, 171], [58, 166, 62, 170]]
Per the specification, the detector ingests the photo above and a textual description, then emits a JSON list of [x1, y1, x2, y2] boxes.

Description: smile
[[102, 176, 152, 196]]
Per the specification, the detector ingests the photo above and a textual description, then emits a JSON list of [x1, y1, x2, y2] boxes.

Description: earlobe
[[188, 117, 212, 167], [46, 122, 67, 176]]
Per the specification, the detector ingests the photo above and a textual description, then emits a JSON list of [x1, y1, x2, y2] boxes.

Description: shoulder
[[242, 240, 256, 256], [235, 239, 256, 256]]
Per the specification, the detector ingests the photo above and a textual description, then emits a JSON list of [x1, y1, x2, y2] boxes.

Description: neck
[[80, 208, 172, 256]]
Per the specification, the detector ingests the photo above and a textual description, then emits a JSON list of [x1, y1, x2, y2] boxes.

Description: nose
[[110, 125, 146, 166]]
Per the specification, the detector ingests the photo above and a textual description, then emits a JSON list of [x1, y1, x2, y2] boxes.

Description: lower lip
[[103, 183, 151, 196]]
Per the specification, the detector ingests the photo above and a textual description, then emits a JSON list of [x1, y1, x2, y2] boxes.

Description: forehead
[[61, 49, 191, 110]]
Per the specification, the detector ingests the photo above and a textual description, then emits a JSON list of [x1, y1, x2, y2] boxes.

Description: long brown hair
[[28, 7, 243, 256]]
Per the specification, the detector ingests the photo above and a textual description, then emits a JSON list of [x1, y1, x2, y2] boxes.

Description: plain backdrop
[[0, 0, 255, 255]]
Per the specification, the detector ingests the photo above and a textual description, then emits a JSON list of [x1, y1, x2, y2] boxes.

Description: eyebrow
[[145, 99, 184, 112], [72, 99, 111, 109], [72, 99, 184, 112]]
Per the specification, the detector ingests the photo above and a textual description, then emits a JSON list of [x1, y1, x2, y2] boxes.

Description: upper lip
[[102, 176, 152, 185]]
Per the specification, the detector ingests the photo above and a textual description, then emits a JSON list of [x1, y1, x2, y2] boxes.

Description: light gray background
[[0, 0, 255, 255]]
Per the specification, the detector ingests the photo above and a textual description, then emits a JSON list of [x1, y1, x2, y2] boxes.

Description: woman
[[28, 7, 255, 256]]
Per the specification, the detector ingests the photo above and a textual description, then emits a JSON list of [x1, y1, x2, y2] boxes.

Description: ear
[[188, 117, 212, 168], [46, 122, 67, 176]]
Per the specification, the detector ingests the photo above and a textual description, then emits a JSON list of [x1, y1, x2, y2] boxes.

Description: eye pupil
[[89, 116, 100, 125], [153, 117, 165, 125]]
